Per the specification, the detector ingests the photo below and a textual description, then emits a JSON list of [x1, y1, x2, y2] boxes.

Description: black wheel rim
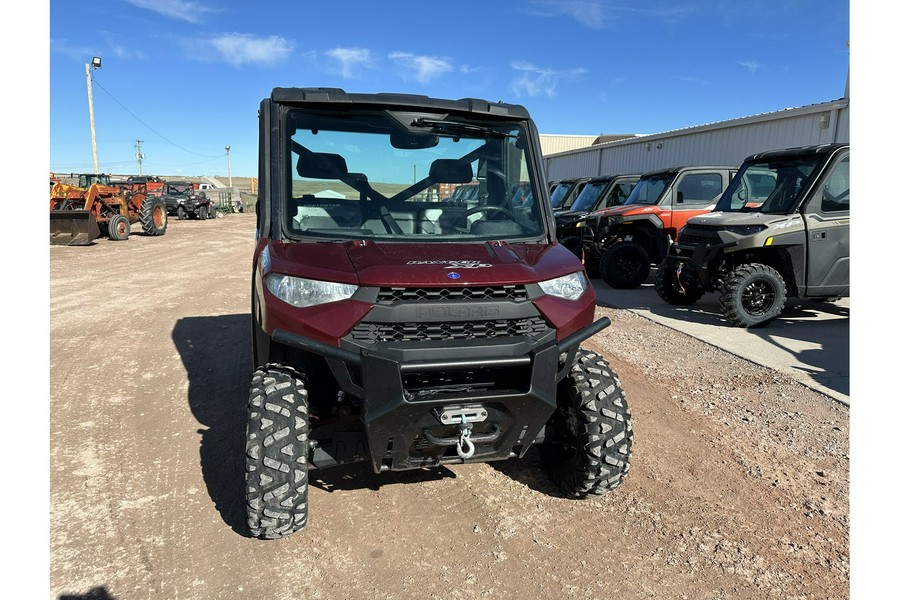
[[741, 279, 775, 316], [614, 253, 640, 278]]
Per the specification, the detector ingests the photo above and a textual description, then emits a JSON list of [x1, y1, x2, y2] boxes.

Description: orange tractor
[[49, 178, 168, 246]]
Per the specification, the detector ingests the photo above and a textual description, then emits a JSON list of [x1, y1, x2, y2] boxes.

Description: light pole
[[85, 56, 102, 175], [225, 145, 232, 188], [135, 139, 144, 176]]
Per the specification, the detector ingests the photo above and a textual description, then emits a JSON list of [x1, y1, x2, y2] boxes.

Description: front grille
[[350, 316, 549, 344], [376, 285, 528, 303], [678, 225, 723, 247]]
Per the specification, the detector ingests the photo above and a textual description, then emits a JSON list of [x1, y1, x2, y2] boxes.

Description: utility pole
[[85, 57, 102, 175], [135, 139, 145, 176], [225, 145, 232, 187]]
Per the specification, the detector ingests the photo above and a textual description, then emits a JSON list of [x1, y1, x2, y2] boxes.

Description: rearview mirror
[[390, 131, 439, 149]]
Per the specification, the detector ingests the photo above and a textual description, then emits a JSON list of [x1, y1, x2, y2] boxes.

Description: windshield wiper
[[410, 118, 516, 139]]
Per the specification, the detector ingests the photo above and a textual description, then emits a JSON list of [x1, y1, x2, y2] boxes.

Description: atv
[[655, 143, 849, 327], [246, 87, 634, 539]]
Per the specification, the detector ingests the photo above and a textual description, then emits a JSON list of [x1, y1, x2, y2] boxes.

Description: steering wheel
[[463, 205, 516, 219]]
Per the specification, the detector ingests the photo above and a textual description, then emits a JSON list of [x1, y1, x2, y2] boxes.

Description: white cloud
[[528, 1, 696, 30], [125, 0, 217, 24], [51, 34, 149, 63], [324, 47, 373, 79], [389, 52, 453, 83], [207, 34, 294, 67], [739, 60, 760, 74], [510, 61, 586, 98], [51, 38, 99, 62], [527, 0, 608, 29]]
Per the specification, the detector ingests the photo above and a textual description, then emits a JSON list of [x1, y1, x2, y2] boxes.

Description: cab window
[[821, 155, 849, 213]]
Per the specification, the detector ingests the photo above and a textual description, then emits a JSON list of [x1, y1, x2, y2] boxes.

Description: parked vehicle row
[[49, 174, 228, 246], [554, 142, 849, 327]]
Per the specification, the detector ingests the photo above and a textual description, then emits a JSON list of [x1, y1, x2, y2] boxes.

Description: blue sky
[[48, 0, 850, 179]]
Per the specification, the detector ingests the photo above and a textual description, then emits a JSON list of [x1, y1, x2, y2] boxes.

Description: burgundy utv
[[246, 87, 633, 538]]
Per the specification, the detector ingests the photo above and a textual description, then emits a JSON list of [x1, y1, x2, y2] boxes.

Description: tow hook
[[457, 419, 475, 459]]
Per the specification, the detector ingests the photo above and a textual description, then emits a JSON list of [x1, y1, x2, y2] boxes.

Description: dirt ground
[[49, 214, 848, 600]]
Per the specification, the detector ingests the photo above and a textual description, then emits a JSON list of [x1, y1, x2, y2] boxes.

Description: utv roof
[[590, 173, 640, 181], [269, 87, 531, 119], [640, 166, 735, 178], [743, 143, 849, 163]]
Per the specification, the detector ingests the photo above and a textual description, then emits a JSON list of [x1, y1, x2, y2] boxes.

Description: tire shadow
[[486, 448, 568, 498], [172, 314, 253, 537], [309, 462, 457, 493]]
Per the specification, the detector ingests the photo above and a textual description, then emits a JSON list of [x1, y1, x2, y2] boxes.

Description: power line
[[90, 75, 221, 159]]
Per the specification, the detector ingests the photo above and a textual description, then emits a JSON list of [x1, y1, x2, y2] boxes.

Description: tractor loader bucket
[[50, 211, 100, 246]]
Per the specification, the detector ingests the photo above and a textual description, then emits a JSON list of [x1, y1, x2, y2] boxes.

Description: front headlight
[[538, 271, 588, 301], [724, 225, 767, 236], [265, 274, 358, 308]]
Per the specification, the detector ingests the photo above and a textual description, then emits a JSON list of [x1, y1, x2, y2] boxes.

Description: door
[[661, 170, 727, 240], [803, 151, 850, 296]]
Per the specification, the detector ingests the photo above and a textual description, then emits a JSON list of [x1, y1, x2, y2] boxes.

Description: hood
[[688, 211, 797, 228], [594, 203, 658, 218], [554, 210, 588, 227], [266, 240, 582, 287]]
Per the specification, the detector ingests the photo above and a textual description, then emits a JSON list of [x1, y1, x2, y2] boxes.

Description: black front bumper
[[271, 317, 609, 473]]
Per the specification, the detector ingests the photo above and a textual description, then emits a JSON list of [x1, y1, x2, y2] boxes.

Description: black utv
[[655, 143, 849, 327], [554, 174, 640, 257]]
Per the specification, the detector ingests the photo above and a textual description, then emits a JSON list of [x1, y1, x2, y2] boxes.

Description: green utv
[[655, 143, 849, 327]]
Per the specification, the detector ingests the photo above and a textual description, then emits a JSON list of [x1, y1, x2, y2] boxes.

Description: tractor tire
[[108, 215, 131, 241], [655, 258, 704, 305], [177, 206, 187, 220], [245, 365, 311, 539], [599, 241, 651, 289], [140, 198, 168, 236], [539, 349, 633, 498], [199, 206, 208, 220], [719, 263, 787, 327]]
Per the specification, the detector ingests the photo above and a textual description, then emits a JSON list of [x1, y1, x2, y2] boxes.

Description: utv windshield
[[715, 157, 822, 214], [570, 181, 609, 212], [167, 183, 193, 194], [285, 108, 545, 241], [623, 174, 673, 206], [549, 182, 574, 208]]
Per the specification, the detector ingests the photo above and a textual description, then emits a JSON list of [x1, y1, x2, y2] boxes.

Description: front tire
[[539, 349, 633, 498], [655, 258, 704, 305], [600, 241, 651, 289], [108, 214, 130, 241], [245, 365, 310, 539], [199, 206, 208, 220], [177, 206, 187, 220], [720, 263, 787, 327]]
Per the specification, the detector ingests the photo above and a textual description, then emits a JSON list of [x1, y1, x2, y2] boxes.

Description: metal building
[[542, 97, 849, 180], [538, 133, 637, 156]]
